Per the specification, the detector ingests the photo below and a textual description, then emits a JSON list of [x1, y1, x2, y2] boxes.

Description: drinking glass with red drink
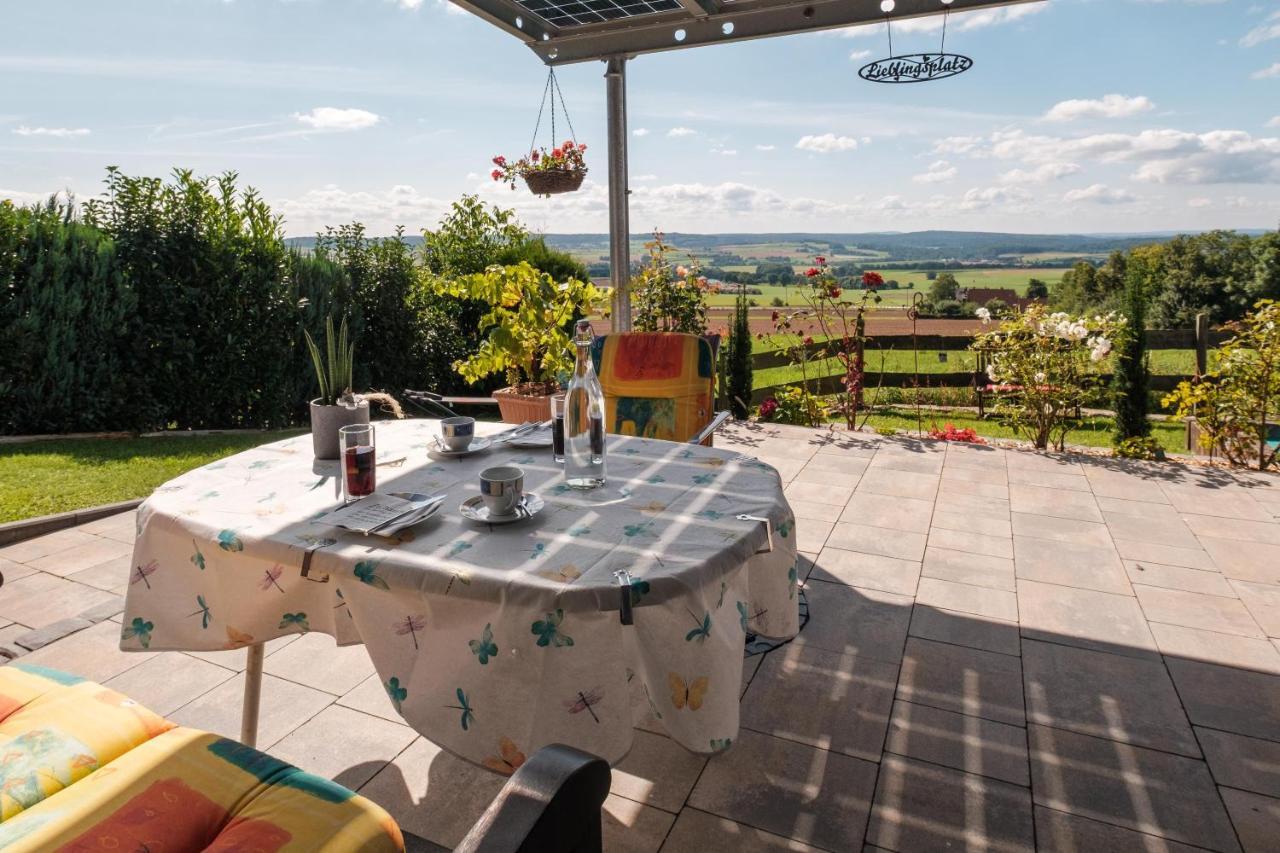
[[340, 424, 376, 502]]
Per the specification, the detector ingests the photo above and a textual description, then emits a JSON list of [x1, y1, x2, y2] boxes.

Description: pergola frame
[[448, 0, 1043, 327]]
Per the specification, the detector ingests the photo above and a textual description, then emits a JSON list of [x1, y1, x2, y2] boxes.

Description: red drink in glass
[[344, 444, 376, 497]]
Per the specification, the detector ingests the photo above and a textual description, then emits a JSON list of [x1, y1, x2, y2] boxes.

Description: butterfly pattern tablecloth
[[120, 419, 799, 769]]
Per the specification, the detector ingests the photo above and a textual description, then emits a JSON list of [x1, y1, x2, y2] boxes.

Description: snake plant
[[304, 315, 355, 406]]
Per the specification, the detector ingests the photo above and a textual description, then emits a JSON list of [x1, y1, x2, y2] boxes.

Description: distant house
[[956, 287, 1038, 310]]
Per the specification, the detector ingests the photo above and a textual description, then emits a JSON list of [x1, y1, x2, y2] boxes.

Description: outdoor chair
[[0, 662, 610, 853]]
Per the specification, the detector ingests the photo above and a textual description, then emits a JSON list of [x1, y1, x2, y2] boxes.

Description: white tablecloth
[[121, 419, 799, 768]]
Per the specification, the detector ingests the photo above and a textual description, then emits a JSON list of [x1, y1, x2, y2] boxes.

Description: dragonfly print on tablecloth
[[564, 687, 605, 723], [130, 560, 159, 590], [684, 610, 712, 643], [188, 595, 212, 629], [446, 687, 476, 731], [190, 540, 205, 571], [394, 615, 427, 650], [258, 565, 286, 594]]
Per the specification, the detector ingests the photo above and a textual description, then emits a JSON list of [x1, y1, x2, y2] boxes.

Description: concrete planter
[[310, 399, 370, 459]]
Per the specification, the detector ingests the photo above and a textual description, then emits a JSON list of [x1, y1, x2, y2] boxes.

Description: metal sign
[[858, 53, 973, 83]]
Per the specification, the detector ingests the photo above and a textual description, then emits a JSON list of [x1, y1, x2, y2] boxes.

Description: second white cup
[[479, 465, 524, 517]]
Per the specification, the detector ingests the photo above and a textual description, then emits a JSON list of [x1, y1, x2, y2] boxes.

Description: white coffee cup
[[440, 416, 475, 452], [480, 466, 524, 517]]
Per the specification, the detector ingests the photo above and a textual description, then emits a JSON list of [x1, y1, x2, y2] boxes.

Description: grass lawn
[[856, 408, 1188, 454], [0, 430, 305, 523], [706, 268, 1071, 308]]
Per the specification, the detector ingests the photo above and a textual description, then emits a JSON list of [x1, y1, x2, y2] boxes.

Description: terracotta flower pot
[[310, 398, 370, 459], [493, 387, 553, 424]]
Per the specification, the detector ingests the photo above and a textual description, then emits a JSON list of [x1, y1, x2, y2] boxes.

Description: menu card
[[312, 492, 443, 537]]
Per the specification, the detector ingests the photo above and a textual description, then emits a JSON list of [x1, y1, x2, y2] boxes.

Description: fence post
[[1194, 313, 1209, 377]]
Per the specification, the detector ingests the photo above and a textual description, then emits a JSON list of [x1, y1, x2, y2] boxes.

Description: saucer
[[429, 436, 493, 457], [459, 493, 544, 524]]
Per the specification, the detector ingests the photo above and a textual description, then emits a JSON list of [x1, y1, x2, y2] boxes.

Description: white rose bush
[[971, 305, 1125, 450]]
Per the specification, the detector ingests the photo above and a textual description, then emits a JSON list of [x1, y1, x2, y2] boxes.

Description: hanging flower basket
[[523, 167, 586, 196]]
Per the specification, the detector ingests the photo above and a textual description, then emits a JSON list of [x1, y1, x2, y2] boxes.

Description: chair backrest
[[590, 332, 717, 444]]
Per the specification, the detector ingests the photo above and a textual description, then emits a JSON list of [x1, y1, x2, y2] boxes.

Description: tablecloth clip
[[614, 569, 634, 626], [736, 514, 774, 554], [300, 547, 330, 583]]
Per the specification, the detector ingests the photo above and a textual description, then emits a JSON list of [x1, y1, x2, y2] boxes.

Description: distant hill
[[285, 229, 1272, 262]]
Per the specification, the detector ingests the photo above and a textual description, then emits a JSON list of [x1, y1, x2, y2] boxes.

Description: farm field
[[704, 267, 1070, 307]]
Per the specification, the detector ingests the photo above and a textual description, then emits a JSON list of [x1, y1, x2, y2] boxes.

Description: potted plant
[[304, 316, 369, 459], [491, 141, 588, 197], [428, 261, 602, 423]]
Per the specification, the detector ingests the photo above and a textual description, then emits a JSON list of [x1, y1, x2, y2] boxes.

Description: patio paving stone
[[19, 618, 154, 682], [688, 727, 879, 852], [602, 793, 677, 853], [1009, 484, 1102, 523], [1134, 585, 1263, 638], [784, 480, 853, 507], [1231, 579, 1280, 637], [916, 577, 1019, 622], [1021, 639, 1198, 757], [1083, 471, 1171, 504], [864, 754, 1035, 853], [660, 807, 823, 852], [1196, 728, 1280, 799], [741, 642, 897, 761], [939, 464, 1009, 485], [1016, 580, 1157, 660], [807, 451, 874, 474], [908, 606, 1022, 657], [1032, 806, 1205, 853], [26, 537, 134, 577], [1198, 537, 1280, 585], [1114, 539, 1218, 571], [1027, 725, 1240, 852], [1095, 495, 1183, 519], [0, 557, 36, 583], [855, 468, 939, 502], [1165, 658, 1280, 742], [1006, 468, 1090, 493], [66, 554, 130, 593], [808, 549, 920, 597], [896, 636, 1025, 726], [1124, 560, 1236, 597], [1148, 622, 1280, 675], [168, 671, 334, 749], [1161, 484, 1272, 521], [922, 547, 1016, 592], [868, 451, 944, 476], [840, 493, 934, 533], [611, 729, 707, 813], [930, 509, 1013, 539], [938, 478, 1011, 502], [1184, 514, 1280, 545], [269, 703, 417, 791], [825, 522, 927, 563], [1011, 513, 1113, 549], [926, 527, 1014, 560], [103, 652, 236, 717], [1012, 538, 1130, 596], [339, 672, 410, 723], [785, 498, 843, 524], [1218, 787, 1280, 853], [0, 528, 100, 563], [795, 520, 832, 555], [1102, 511, 1202, 550], [262, 630, 377, 694], [884, 699, 1030, 786], [795, 581, 912, 665], [0, 571, 121, 628]]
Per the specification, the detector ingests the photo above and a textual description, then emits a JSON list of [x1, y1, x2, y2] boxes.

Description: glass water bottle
[[564, 319, 607, 489]]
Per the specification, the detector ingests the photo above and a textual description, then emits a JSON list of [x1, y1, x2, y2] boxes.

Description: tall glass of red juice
[[339, 424, 376, 502]]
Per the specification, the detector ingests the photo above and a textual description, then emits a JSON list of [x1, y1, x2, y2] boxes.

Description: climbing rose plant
[[1164, 299, 1280, 470], [971, 305, 1124, 450], [631, 232, 711, 334]]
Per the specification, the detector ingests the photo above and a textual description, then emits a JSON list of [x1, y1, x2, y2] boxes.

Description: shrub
[[1112, 251, 1153, 444], [631, 232, 709, 334], [758, 386, 828, 427], [972, 306, 1124, 450], [1113, 435, 1164, 461], [928, 423, 986, 443], [770, 296, 785, 307], [726, 287, 753, 419], [1164, 299, 1280, 470]]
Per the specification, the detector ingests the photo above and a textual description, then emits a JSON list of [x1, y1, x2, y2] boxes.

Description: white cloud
[[836, 4, 1043, 38], [292, 107, 380, 131], [1044, 94, 1154, 122], [997, 162, 1081, 184], [849, 49, 871, 61], [912, 160, 957, 184], [958, 186, 1033, 211], [1187, 197, 1212, 208], [1241, 10, 1280, 47], [1253, 62, 1280, 79], [667, 126, 696, 137], [711, 147, 737, 156], [795, 133, 858, 153], [1063, 184, 1137, 204], [755, 144, 776, 151], [394, 0, 424, 7], [1268, 117, 1280, 128], [633, 128, 650, 137], [12, 125, 90, 137], [631, 174, 657, 182]]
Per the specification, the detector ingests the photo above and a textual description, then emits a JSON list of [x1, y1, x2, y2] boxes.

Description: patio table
[[120, 419, 798, 767]]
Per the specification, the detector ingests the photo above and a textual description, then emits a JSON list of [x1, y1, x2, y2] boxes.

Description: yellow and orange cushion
[[591, 332, 716, 443], [0, 663, 403, 852]]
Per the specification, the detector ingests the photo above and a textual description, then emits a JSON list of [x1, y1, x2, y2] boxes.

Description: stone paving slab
[[3, 425, 1279, 851]]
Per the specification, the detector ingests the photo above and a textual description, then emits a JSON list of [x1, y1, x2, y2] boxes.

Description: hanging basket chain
[[526, 69, 554, 159], [526, 67, 579, 156], [940, 8, 948, 54], [550, 69, 578, 145]]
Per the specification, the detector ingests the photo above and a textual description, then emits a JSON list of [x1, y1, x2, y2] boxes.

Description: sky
[[2, 0, 1279, 237]]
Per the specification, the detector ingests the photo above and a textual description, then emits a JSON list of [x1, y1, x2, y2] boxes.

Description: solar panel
[[515, 0, 683, 27]]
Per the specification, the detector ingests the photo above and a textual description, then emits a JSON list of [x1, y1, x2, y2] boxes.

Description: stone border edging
[[0, 499, 143, 548]]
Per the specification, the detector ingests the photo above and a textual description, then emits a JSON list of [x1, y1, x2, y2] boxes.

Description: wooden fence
[[747, 316, 1229, 405]]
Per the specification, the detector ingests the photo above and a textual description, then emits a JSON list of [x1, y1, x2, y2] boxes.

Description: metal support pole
[[605, 56, 631, 331], [240, 642, 265, 747]]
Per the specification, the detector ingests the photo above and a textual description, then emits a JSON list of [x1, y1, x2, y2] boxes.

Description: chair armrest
[[453, 744, 611, 853], [689, 410, 733, 446]]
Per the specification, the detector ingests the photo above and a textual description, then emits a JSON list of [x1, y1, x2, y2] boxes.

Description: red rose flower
[[551, 148, 563, 159], [805, 267, 820, 278], [862, 271, 885, 288], [831, 287, 842, 298], [759, 397, 779, 420], [491, 169, 503, 180], [563, 140, 574, 150], [804, 336, 814, 345], [771, 310, 780, 321], [815, 256, 826, 264]]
